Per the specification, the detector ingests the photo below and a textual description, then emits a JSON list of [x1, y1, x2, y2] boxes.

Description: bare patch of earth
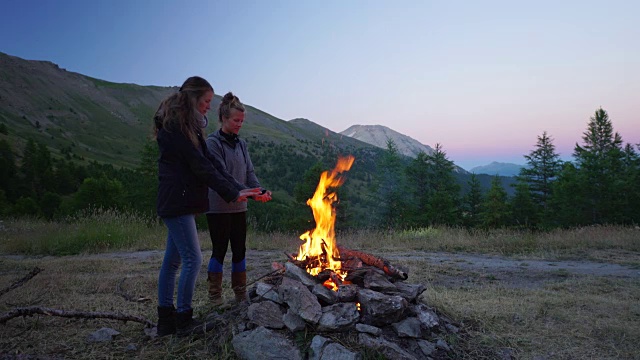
[[385, 251, 640, 290], [4, 249, 638, 291]]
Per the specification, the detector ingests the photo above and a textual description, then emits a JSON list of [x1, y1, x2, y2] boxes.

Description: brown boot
[[207, 272, 223, 306], [231, 271, 248, 303]]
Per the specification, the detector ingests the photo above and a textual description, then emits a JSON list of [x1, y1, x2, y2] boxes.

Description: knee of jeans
[[194, 252, 203, 268]]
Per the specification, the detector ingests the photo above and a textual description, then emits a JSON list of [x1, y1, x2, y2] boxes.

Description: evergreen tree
[[518, 131, 562, 223], [374, 139, 407, 229], [573, 108, 625, 224], [426, 144, 460, 226], [619, 143, 640, 224], [509, 181, 538, 228], [405, 151, 432, 226], [0, 139, 16, 201], [480, 176, 510, 228], [462, 173, 483, 228], [549, 162, 587, 227], [18, 138, 38, 199]]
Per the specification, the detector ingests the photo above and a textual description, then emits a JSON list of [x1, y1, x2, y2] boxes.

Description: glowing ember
[[296, 155, 355, 282]]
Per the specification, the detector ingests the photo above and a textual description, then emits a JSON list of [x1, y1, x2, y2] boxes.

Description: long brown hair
[[154, 76, 213, 147]]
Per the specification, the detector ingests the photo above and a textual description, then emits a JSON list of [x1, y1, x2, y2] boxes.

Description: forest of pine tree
[[0, 107, 638, 231]]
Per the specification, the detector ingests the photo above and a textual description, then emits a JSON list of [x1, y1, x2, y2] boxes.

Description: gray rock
[[317, 303, 360, 331], [358, 333, 418, 360], [417, 339, 436, 356], [357, 288, 408, 326], [410, 303, 439, 329], [279, 277, 322, 324], [86, 327, 120, 342], [392, 317, 423, 338], [284, 262, 318, 288], [283, 309, 306, 332], [312, 283, 338, 304], [355, 323, 382, 336], [256, 282, 283, 304], [310, 335, 361, 360], [232, 326, 302, 360], [388, 282, 427, 303], [436, 338, 451, 352], [337, 284, 358, 302], [248, 301, 285, 329], [363, 268, 397, 292]]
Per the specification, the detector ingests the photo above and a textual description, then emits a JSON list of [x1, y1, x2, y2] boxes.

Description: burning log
[[338, 246, 408, 280]]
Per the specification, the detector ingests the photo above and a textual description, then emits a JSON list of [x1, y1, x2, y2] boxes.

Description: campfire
[[227, 156, 458, 359], [287, 155, 407, 291]]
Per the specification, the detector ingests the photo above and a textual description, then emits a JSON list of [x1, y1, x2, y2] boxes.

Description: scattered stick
[[0, 306, 155, 328], [0, 267, 43, 298]]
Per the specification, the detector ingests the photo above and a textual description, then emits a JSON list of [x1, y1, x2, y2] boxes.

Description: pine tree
[[425, 144, 460, 226], [374, 139, 408, 229], [548, 163, 584, 226], [509, 181, 538, 228], [573, 108, 624, 224], [480, 176, 510, 228], [0, 139, 16, 201], [518, 131, 562, 222], [619, 143, 640, 223], [462, 173, 483, 228], [405, 151, 432, 226]]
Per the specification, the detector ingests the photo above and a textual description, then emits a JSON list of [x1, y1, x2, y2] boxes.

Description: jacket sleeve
[[205, 136, 247, 191], [243, 141, 262, 189], [171, 130, 240, 203]]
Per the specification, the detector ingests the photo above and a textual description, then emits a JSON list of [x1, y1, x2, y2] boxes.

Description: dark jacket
[[156, 123, 245, 218]]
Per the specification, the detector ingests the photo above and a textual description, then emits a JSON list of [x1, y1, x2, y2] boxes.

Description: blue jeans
[[158, 215, 203, 313]]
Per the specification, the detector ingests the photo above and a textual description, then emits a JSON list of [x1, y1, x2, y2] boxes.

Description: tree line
[[0, 107, 638, 231], [369, 108, 639, 229]]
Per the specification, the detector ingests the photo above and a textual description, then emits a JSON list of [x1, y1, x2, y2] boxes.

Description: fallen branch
[[0, 306, 155, 328], [0, 267, 42, 298], [338, 246, 408, 280]]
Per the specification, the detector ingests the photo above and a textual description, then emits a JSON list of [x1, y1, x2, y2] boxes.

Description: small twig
[[0, 306, 155, 328], [247, 268, 284, 287], [0, 267, 43, 298]]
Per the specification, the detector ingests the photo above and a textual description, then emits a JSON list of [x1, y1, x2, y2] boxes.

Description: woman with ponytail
[[204, 92, 271, 305]]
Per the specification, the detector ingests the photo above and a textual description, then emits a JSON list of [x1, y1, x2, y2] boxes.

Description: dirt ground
[[1, 249, 639, 359], [8, 248, 636, 291]]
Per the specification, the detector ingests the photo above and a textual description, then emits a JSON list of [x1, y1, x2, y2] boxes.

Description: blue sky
[[1, 0, 638, 169]]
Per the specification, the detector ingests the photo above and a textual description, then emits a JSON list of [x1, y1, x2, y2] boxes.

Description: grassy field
[[0, 217, 639, 359]]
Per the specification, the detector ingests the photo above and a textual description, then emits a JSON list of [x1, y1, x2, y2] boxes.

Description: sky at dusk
[[1, 0, 638, 170]]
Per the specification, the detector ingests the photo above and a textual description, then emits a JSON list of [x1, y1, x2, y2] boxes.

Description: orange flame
[[296, 155, 355, 277]]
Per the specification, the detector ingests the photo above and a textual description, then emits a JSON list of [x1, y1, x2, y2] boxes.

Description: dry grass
[[1, 224, 639, 359]]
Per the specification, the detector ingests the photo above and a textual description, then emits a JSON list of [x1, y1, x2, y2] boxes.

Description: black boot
[[156, 306, 176, 337], [175, 309, 214, 337]]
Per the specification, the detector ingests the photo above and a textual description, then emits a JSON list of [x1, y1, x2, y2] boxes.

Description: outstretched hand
[[236, 188, 262, 202], [253, 190, 272, 203]]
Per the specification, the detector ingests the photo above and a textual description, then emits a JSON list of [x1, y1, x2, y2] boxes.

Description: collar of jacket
[[218, 129, 239, 146]]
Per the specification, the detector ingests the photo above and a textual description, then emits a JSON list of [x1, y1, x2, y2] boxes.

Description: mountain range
[[0, 51, 517, 200], [470, 162, 525, 177]]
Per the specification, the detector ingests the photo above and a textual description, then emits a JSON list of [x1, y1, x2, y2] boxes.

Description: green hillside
[[0, 51, 529, 231]]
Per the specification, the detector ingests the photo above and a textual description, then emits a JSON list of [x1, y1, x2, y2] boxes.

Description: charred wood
[[338, 246, 408, 280]]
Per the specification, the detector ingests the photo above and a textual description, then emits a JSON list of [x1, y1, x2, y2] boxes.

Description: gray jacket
[[205, 130, 261, 213]]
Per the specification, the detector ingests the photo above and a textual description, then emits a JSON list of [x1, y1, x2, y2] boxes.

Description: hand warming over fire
[[253, 189, 272, 203], [236, 188, 262, 202]]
